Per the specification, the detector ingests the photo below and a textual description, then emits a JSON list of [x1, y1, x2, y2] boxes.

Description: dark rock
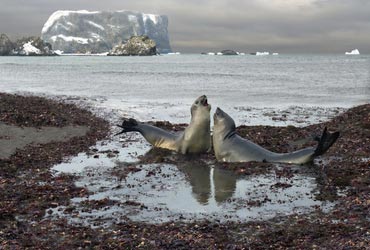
[[108, 35, 157, 56], [221, 50, 238, 55], [0, 34, 14, 55], [11, 36, 56, 56]]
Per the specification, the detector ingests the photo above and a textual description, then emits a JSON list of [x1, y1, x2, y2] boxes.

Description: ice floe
[[345, 49, 360, 55]]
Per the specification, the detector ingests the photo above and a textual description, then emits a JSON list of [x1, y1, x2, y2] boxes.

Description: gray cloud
[[0, 0, 369, 53]]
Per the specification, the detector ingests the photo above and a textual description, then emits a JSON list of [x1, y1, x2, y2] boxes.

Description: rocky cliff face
[[0, 34, 14, 55], [41, 10, 172, 54]]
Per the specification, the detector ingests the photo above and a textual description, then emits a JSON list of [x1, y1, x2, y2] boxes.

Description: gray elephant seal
[[116, 95, 212, 154], [213, 107, 339, 164]]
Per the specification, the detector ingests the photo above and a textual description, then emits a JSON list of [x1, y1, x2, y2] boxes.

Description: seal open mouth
[[200, 95, 208, 106]]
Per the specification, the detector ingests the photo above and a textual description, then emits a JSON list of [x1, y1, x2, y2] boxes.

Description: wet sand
[[1, 92, 369, 249], [0, 122, 89, 159]]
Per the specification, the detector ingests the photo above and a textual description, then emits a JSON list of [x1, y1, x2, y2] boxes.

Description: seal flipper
[[115, 118, 139, 135], [116, 118, 179, 151], [313, 127, 340, 157]]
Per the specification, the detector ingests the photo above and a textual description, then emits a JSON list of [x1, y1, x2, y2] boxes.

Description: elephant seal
[[116, 95, 212, 154], [213, 107, 340, 164]]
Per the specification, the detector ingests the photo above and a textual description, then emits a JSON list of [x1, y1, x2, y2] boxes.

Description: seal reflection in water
[[181, 164, 237, 204], [213, 107, 340, 164], [116, 95, 211, 154]]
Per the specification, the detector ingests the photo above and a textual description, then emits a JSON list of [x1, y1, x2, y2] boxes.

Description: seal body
[[117, 95, 212, 154], [213, 108, 339, 164]]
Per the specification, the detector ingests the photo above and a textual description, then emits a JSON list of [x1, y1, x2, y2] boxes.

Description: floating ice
[[255, 51, 270, 56], [345, 49, 360, 55]]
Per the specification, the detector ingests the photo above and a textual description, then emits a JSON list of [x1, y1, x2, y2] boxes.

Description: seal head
[[180, 95, 212, 154], [213, 107, 236, 139]]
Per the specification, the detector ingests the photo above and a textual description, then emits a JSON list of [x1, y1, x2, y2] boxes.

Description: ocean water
[[1, 54, 369, 225], [1, 54, 369, 126]]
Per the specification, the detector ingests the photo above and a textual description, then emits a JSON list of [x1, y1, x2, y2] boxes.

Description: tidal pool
[[48, 134, 333, 228]]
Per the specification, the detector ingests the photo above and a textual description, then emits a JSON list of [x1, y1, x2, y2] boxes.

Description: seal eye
[[195, 101, 199, 104]]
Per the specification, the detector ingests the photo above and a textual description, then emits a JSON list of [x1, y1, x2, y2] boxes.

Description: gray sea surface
[[1, 54, 369, 125]]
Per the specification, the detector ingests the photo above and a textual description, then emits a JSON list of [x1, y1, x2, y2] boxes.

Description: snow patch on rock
[[42, 10, 100, 34], [86, 20, 105, 30], [51, 34, 89, 44], [22, 41, 41, 55]]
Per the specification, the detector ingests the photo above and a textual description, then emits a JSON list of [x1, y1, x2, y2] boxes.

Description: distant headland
[[0, 10, 172, 56]]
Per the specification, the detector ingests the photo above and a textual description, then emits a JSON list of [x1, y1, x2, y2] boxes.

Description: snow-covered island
[[345, 49, 360, 55], [41, 10, 172, 54], [0, 34, 56, 56]]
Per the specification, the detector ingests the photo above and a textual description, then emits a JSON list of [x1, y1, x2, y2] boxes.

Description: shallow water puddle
[[52, 135, 151, 174], [48, 134, 333, 227]]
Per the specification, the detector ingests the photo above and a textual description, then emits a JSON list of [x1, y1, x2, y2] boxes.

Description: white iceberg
[[345, 49, 360, 55], [255, 51, 269, 56]]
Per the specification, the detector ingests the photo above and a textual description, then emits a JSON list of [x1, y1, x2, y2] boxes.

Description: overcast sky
[[1, 0, 369, 53]]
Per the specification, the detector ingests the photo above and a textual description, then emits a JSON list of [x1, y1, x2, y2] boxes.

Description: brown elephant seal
[[116, 95, 212, 154], [212, 107, 339, 164]]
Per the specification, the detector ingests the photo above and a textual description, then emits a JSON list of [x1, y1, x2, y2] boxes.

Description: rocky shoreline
[[0, 93, 369, 249], [0, 33, 158, 56]]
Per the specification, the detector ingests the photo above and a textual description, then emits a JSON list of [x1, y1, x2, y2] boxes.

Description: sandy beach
[[0, 92, 369, 249]]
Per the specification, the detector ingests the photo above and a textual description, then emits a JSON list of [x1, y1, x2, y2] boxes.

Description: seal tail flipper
[[115, 118, 139, 136], [313, 127, 340, 157]]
